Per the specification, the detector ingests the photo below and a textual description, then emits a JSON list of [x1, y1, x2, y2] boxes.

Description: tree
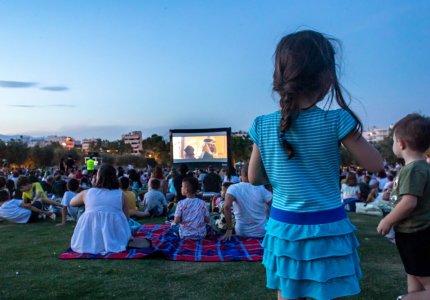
[[141, 134, 170, 165], [29, 145, 55, 168], [115, 154, 146, 168], [3, 141, 29, 166], [231, 135, 253, 164], [373, 129, 396, 165]]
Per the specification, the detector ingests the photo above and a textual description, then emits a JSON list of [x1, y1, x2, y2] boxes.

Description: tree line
[[0, 134, 253, 169], [1, 132, 406, 170]]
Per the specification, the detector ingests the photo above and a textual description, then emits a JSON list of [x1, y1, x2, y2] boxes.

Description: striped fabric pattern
[[249, 107, 357, 212]]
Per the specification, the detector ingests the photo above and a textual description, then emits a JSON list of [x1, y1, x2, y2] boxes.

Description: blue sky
[[0, 1, 429, 141]]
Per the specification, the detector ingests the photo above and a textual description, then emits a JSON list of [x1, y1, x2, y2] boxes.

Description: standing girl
[[248, 30, 383, 300]]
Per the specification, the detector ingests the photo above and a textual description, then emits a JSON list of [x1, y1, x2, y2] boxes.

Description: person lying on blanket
[[171, 176, 210, 240]]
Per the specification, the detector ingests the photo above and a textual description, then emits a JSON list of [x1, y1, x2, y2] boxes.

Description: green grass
[[0, 213, 405, 300]]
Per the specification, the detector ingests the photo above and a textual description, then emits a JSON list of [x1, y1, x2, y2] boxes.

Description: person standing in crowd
[[377, 114, 430, 300], [86, 157, 95, 177]]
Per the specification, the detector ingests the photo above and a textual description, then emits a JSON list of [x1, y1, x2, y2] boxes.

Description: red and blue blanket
[[59, 224, 263, 262]]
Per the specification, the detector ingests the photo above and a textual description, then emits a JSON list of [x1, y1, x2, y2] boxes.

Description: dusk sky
[[1, 1, 429, 141]]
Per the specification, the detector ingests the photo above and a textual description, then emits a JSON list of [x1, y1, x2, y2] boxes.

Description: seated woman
[[70, 163, 131, 254], [171, 176, 209, 240]]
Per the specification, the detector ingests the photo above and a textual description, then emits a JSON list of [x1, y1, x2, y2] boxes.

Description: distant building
[[82, 138, 97, 153], [63, 137, 75, 150], [122, 131, 142, 155], [232, 130, 249, 138], [46, 135, 75, 149], [363, 127, 390, 143], [28, 137, 50, 148]]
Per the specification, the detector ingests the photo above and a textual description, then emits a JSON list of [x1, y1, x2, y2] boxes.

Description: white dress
[[71, 188, 131, 254]]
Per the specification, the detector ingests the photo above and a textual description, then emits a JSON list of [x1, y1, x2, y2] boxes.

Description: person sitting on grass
[[70, 163, 131, 254], [17, 175, 67, 224], [211, 181, 234, 232], [171, 176, 210, 240], [142, 178, 168, 218], [60, 178, 80, 221], [341, 172, 361, 212], [0, 189, 59, 224], [223, 164, 272, 240], [20, 174, 47, 204], [119, 176, 150, 218]]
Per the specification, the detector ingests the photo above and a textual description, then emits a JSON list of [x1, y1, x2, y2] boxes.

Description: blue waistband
[[270, 206, 346, 225]]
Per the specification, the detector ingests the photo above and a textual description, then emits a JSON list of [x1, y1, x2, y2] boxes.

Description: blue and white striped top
[[248, 106, 356, 213]]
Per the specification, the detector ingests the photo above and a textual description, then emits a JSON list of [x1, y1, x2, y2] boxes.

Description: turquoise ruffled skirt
[[263, 215, 361, 300]]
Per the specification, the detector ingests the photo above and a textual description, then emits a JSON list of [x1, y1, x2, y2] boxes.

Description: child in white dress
[[70, 164, 131, 254]]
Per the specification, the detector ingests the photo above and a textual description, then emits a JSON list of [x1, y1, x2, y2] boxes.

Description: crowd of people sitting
[[0, 161, 273, 254], [2, 157, 427, 255], [339, 163, 402, 212]]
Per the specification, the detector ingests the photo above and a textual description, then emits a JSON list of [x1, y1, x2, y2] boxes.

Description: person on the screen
[[183, 145, 196, 159], [200, 137, 217, 159]]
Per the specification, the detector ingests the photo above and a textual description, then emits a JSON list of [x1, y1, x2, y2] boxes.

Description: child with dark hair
[[211, 181, 234, 232], [172, 176, 209, 240], [119, 176, 150, 218], [142, 178, 168, 217], [248, 30, 384, 299], [61, 178, 80, 221], [128, 169, 146, 201], [377, 114, 430, 300], [17, 175, 66, 223], [341, 173, 361, 212]]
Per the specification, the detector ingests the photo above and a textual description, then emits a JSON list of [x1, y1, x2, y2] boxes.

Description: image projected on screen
[[172, 134, 228, 163]]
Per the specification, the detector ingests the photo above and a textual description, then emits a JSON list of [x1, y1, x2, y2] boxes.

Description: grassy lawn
[[0, 213, 405, 300]]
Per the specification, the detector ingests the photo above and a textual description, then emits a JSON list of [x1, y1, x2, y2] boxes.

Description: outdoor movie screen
[[171, 130, 229, 164]]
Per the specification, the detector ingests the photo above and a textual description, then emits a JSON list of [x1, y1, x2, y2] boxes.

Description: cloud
[[0, 81, 37, 88], [8, 104, 37, 108], [9, 104, 76, 108], [40, 86, 69, 92]]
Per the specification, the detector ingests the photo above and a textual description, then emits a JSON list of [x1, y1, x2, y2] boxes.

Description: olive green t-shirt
[[393, 160, 430, 233]]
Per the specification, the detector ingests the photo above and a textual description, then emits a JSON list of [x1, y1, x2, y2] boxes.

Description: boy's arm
[[377, 194, 417, 235], [222, 193, 235, 240], [21, 202, 53, 218]]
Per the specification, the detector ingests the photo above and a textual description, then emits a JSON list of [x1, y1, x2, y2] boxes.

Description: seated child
[[119, 176, 150, 218], [211, 182, 235, 231], [142, 179, 168, 217], [61, 178, 80, 221], [172, 176, 210, 240], [17, 175, 66, 224], [341, 173, 360, 211], [0, 189, 58, 224]]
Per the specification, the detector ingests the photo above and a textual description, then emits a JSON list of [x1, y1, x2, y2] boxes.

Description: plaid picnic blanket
[[59, 224, 263, 262]]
